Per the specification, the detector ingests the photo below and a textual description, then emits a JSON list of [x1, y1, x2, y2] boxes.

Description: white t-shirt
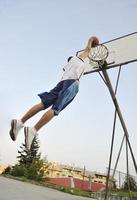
[[61, 56, 85, 81]]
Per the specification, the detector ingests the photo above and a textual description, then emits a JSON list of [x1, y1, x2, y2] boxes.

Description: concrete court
[[0, 176, 94, 200]]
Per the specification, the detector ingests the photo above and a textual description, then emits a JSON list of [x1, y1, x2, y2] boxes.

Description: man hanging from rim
[[9, 36, 99, 150]]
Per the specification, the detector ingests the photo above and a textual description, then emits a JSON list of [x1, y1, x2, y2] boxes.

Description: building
[[45, 162, 90, 181], [92, 172, 108, 185], [44, 162, 116, 192]]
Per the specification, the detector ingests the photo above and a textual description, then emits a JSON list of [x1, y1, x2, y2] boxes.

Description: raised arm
[[78, 36, 99, 60]]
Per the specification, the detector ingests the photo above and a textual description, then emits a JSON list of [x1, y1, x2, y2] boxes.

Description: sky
[[0, 0, 137, 176]]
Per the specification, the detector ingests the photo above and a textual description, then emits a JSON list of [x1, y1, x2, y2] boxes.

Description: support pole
[[104, 66, 122, 199], [101, 68, 137, 199], [126, 139, 132, 199], [112, 135, 125, 178]]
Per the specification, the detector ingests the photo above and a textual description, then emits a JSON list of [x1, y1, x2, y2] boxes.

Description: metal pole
[[102, 68, 137, 199], [104, 66, 122, 199], [82, 165, 86, 189], [112, 135, 125, 178], [126, 140, 132, 199], [119, 171, 121, 189], [102, 69, 137, 173]]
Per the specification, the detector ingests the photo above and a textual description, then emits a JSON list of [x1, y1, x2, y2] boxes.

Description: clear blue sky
[[0, 0, 137, 175]]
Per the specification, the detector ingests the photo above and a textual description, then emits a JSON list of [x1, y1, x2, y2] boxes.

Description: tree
[[122, 175, 137, 191], [17, 136, 41, 167], [11, 136, 46, 181]]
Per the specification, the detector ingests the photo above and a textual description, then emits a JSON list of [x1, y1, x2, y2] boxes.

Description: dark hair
[[67, 56, 73, 62]]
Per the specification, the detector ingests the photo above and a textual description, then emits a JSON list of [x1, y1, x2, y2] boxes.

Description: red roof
[[47, 178, 105, 192]]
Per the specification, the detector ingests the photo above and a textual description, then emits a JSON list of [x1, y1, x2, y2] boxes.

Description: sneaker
[[9, 119, 23, 141], [24, 127, 37, 150]]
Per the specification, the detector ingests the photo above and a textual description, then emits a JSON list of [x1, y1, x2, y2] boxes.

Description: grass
[[112, 190, 137, 197]]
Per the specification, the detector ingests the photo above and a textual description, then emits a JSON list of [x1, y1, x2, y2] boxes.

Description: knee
[[39, 102, 45, 110], [51, 109, 58, 116]]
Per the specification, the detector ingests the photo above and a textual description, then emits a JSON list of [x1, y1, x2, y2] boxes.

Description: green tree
[[11, 164, 27, 177], [11, 136, 46, 181], [123, 175, 137, 191], [26, 159, 45, 181], [17, 136, 41, 167]]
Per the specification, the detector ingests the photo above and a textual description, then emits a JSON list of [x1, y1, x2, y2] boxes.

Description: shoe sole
[[9, 120, 16, 141], [24, 127, 29, 150]]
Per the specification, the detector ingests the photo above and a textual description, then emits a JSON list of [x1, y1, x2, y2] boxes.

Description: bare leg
[[34, 109, 55, 131], [21, 103, 45, 123]]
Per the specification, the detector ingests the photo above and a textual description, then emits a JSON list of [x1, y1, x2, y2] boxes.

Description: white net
[[89, 44, 108, 62]]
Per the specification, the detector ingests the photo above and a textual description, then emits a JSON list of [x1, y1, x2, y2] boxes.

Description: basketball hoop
[[88, 44, 109, 67]]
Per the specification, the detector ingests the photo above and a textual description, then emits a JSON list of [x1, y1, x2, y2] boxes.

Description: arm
[[78, 36, 99, 60]]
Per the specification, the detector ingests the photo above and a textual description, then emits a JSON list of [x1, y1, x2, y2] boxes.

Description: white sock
[[31, 127, 37, 136]]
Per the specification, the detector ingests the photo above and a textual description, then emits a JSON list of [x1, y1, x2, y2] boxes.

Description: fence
[[91, 192, 137, 200], [107, 168, 137, 189]]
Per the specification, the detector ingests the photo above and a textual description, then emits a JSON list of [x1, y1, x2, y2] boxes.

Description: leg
[[24, 81, 79, 149], [34, 108, 55, 131], [21, 102, 45, 123], [24, 109, 55, 149]]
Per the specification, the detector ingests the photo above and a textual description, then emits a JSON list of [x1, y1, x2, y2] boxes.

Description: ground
[[0, 176, 94, 200]]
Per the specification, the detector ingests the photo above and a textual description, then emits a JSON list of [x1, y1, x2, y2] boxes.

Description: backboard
[[77, 32, 137, 75]]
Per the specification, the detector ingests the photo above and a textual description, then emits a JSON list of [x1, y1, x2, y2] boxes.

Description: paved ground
[[0, 176, 93, 200]]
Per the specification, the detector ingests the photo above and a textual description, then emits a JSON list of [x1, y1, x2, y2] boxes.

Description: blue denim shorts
[[38, 79, 79, 115]]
